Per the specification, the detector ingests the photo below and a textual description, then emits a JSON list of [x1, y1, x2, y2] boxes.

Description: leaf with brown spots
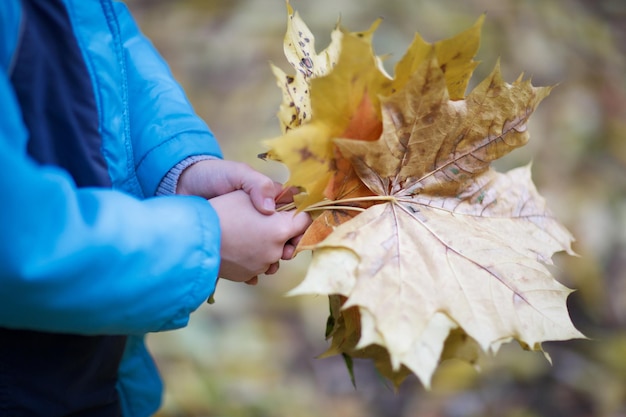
[[269, 1, 342, 134]]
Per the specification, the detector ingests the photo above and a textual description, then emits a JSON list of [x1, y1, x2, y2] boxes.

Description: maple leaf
[[266, 6, 583, 388], [291, 166, 581, 386], [264, 13, 390, 208], [270, 2, 342, 134]]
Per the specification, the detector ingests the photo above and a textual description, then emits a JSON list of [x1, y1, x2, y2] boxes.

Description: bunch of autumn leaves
[[262, 4, 583, 387]]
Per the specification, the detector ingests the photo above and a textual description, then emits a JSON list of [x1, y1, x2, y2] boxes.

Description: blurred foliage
[[124, 0, 626, 416]]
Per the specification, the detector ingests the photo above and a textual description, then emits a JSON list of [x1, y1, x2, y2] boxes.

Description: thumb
[[247, 181, 283, 215], [230, 164, 278, 214], [284, 210, 313, 237]]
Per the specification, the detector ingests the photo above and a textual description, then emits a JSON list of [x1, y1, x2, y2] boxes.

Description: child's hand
[[177, 159, 279, 214], [209, 190, 311, 283]]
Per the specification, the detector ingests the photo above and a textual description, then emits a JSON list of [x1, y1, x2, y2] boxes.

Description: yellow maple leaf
[[265, 19, 388, 208]]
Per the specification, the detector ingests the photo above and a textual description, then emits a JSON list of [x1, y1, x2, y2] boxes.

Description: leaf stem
[[310, 195, 397, 207], [276, 202, 297, 212], [276, 195, 396, 212], [305, 205, 366, 213]]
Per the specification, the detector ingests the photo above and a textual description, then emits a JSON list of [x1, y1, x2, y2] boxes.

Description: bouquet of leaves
[[262, 3, 584, 387]]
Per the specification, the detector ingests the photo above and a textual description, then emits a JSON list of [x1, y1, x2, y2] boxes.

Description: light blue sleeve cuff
[[155, 155, 217, 196]]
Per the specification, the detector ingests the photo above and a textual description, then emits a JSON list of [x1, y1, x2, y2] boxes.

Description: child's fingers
[[264, 262, 280, 275], [274, 186, 300, 205], [282, 231, 307, 260], [282, 244, 295, 260], [289, 211, 313, 236], [244, 276, 259, 285]]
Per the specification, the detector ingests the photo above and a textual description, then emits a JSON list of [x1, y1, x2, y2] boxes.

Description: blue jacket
[[0, 0, 222, 415]]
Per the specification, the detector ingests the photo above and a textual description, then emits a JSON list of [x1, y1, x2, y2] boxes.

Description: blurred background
[[125, 0, 626, 416]]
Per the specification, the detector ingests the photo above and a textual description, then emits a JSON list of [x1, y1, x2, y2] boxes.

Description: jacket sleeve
[[0, 70, 221, 335], [112, 1, 223, 197]]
